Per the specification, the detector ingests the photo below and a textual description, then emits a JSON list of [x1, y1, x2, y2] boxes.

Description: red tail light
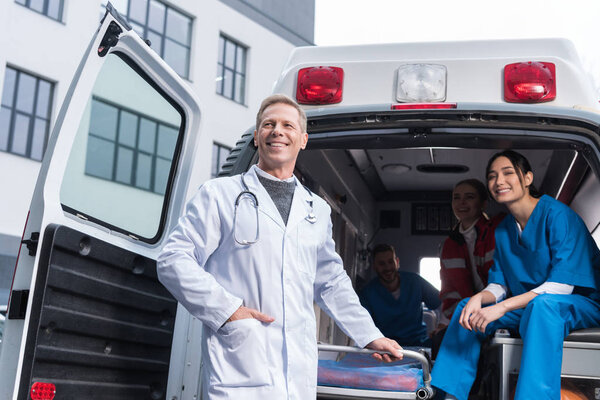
[[30, 382, 56, 400], [504, 62, 556, 103], [391, 103, 457, 110], [296, 66, 343, 105]]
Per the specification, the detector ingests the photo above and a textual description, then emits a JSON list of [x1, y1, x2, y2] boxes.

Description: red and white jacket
[[439, 214, 505, 320]]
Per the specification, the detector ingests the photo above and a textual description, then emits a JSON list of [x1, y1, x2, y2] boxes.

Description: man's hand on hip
[[226, 306, 275, 324], [365, 337, 403, 362]]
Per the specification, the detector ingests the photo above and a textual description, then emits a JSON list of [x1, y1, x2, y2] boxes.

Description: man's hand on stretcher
[[365, 337, 403, 362]]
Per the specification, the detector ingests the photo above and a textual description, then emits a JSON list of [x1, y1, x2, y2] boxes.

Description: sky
[[315, 0, 600, 93]]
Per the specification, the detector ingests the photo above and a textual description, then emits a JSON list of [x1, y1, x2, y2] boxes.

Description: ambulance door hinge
[[98, 21, 123, 57], [8, 290, 29, 320], [21, 232, 40, 256]]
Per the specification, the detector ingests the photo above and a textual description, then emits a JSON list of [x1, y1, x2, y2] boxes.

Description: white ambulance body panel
[[274, 38, 599, 110]]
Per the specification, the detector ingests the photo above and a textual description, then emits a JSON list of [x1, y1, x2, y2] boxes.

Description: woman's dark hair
[[485, 150, 542, 198], [453, 178, 488, 202]]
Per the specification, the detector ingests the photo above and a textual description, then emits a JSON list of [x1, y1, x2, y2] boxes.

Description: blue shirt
[[359, 271, 441, 346], [489, 195, 600, 300]]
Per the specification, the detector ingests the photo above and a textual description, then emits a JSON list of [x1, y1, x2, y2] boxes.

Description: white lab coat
[[157, 165, 382, 400]]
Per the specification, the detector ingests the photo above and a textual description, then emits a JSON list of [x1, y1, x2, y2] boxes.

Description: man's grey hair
[[255, 94, 307, 133]]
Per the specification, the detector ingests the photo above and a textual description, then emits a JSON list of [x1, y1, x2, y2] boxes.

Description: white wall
[[0, 1, 99, 240]]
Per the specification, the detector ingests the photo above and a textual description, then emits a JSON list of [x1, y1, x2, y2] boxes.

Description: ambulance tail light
[[391, 103, 457, 110], [30, 382, 56, 400], [296, 66, 343, 105], [504, 62, 556, 103]]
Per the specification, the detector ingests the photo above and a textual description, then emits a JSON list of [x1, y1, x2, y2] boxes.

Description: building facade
[[0, 0, 314, 305]]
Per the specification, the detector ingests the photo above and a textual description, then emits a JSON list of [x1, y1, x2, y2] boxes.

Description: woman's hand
[[468, 304, 507, 333], [459, 294, 483, 330]]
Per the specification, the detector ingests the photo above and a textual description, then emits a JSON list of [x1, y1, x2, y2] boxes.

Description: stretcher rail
[[318, 344, 434, 399]]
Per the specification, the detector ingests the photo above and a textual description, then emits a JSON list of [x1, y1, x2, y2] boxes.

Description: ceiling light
[[381, 163, 411, 174]]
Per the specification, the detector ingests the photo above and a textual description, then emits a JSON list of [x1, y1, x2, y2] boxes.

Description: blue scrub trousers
[[431, 294, 600, 400]]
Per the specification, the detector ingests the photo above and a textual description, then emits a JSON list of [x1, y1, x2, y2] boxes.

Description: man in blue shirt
[[360, 244, 441, 347]]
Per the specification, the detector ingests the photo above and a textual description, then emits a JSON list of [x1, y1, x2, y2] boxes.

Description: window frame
[[1, 66, 55, 161], [15, 0, 64, 22], [216, 34, 248, 104], [101, 0, 193, 79], [211, 141, 232, 178]]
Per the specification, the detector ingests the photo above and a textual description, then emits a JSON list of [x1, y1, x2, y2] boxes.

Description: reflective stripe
[[473, 249, 495, 266], [443, 258, 467, 269]]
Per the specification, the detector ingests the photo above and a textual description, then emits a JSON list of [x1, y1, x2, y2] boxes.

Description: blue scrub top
[[489, 195, 600, 300], [359, 271, 441, 346]]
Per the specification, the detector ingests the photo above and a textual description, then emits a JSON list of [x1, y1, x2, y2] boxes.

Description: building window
[[101, 0, 192, 78], [85, 97, 178, 195], [0, 67, 54, 161], [216, 35, 247, 104], [15, 0, 63, 21], [212, 142, 231, 178]]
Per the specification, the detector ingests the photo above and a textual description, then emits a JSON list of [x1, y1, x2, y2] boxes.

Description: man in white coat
[[157, 94, 402, 399]]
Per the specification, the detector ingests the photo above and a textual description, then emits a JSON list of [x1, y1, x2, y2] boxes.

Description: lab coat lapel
[[286, 177, 314, 232], [245, 166, 285, 230]]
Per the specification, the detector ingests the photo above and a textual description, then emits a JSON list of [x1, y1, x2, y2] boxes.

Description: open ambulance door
[[0, 4, 201, 399]]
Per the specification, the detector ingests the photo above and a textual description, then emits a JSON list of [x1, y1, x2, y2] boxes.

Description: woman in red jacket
[[438, 179, 505, 326]]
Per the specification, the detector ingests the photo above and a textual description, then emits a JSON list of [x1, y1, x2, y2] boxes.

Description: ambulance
[[1, 3, 600, 400]]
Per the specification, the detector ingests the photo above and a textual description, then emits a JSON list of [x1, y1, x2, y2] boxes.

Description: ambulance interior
[[291, 125, 600, 398]]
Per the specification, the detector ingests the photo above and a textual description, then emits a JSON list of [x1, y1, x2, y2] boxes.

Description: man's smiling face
[[254, 102, 308, 176], [373, 250, 400, 284]]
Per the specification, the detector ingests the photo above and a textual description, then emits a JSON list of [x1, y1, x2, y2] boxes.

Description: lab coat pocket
[[296, 223, 318, 278], [209, 318, 272, 387]]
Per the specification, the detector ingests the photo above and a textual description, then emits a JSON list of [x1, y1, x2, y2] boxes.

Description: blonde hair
[[255, 94, 307, 133]]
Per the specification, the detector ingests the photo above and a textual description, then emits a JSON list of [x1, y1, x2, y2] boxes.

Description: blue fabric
[[360, 271, 441, 346], [432, 295, 600, 400], [318, 352, 423, 392], [488, 195, 600, 298], [432, 196, 600, 400]]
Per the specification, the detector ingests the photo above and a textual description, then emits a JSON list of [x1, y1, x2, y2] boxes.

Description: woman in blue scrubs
[[431, 150, 600, 400]]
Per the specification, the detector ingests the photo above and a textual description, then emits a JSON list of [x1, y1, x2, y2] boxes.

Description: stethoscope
[[233, 173, 317, 246]]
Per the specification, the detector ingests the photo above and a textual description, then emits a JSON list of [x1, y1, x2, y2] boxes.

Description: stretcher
[[317, 344, 434, 399]]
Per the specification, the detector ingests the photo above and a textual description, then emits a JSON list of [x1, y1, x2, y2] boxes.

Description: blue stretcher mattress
[[317, 352, 424, 392]]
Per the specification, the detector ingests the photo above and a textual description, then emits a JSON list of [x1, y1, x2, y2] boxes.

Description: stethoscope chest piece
[[306, 200, 317, 223]]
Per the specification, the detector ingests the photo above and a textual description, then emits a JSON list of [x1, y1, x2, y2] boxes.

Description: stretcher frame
[[492, 335, 600, 400], [317, 344, 434, 400]]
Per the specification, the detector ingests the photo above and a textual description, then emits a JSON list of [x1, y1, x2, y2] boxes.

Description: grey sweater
[[257, 175, 295, 225]]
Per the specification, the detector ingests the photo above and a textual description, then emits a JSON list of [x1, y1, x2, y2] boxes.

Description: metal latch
[[21, 232, 40, 256], [8, 290, 29, 320]]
